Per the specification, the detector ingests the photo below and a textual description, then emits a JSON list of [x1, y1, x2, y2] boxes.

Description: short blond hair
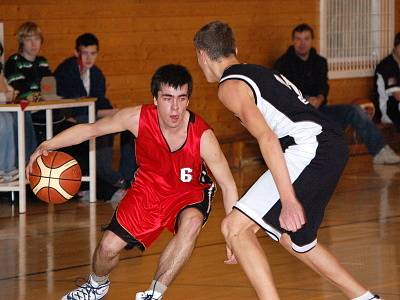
[[16, 22, 43, 51]]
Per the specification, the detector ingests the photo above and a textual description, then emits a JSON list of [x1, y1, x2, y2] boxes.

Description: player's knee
[[96, 241, 120, 260], [178, 212, 203, 239], [221, 214, 253, 243]]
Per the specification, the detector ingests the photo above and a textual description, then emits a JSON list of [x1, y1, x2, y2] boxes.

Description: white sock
[[352, 291, 378, 300], [90, 273, 109, 286], [148, 280, 167, 295]]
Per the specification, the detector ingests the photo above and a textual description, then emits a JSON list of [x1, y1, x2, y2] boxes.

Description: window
[[320, 0, 395, 79]]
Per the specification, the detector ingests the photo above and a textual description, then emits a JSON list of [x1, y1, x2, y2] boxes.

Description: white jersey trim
[[220, 73, 322, 144], [386, 86, 400, 94]]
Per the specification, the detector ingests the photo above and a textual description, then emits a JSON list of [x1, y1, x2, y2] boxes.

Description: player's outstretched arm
[[26, 106, 141, 177], [218, 80, 305, 232], [200, 129, 238, 215]]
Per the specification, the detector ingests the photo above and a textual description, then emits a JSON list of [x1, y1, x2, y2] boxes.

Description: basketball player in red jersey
[[27, 64, 238, 300]]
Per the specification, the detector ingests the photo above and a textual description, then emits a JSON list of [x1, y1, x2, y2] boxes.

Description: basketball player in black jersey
[[194, 21, 381, 300]]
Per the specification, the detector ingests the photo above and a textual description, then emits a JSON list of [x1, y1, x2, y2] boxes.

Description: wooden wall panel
[[397, 0, 400, 32], [0, 0, 319, 137], [0, 0, 397, 137]]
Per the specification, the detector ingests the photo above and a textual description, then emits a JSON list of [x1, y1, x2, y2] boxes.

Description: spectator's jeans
[[320, 104, 385, 155], [96, 131, 136, 186], [11, 112, 37, 165], [0, 112, 16, 172]]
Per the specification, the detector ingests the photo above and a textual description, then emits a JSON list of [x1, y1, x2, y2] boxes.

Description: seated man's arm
[[393, 91, 400, 101], [4, 56, 31, 99], [309, 57, 329, 108]]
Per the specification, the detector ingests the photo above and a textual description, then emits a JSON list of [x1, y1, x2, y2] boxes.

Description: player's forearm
[[41, 123, 96, 150], [258, 133, 296, 202], [220, 180, 239, 215]]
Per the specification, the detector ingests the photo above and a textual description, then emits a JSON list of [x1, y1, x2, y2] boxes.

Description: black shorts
[[234, 132, 348, 253]]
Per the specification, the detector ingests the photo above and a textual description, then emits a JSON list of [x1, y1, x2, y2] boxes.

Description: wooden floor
[[0, 155, 399, 300]]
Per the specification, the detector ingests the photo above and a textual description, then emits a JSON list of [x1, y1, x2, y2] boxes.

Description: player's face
[[155, 84, 189, 128], [293, 31, 313, 58], [196, 50, 218, 83], [76, 45, 98, 69], [21, 35, 42, 58]]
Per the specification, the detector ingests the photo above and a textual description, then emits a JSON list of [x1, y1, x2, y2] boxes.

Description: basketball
[[29, 151, 82, 204]]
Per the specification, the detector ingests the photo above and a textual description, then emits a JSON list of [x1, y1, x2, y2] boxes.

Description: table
[[0, 98, 97, 213]]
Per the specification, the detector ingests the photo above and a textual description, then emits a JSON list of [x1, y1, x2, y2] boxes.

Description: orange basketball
[[29, 151, 82, 204]]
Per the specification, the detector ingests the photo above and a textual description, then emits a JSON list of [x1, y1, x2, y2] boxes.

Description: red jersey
[[116, 104, 215, 248]]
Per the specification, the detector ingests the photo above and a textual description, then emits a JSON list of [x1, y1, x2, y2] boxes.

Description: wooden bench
[[218, 132, 262, 168]]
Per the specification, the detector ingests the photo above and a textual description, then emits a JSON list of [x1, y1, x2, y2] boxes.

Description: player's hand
[[279, 198, 306, 232], [26, 143, 50, 179], [224, 245, 238, 264], [307, 96, 320, 108]]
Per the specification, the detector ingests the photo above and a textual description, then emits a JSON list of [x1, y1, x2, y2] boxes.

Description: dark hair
[[194, 21, 236, 61], [394, 32, 400, 48], [75, 33, 99, 51], [292, 23, 314, 40], [151, 64, 193, 99]]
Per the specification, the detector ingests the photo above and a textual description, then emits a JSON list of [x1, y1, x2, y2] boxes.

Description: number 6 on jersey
[[180, 168, 193, 182]]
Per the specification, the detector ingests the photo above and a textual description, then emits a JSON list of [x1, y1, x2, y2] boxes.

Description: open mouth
[[170, 115, 179, 122]]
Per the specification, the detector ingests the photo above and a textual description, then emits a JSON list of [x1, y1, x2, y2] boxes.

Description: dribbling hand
[[26, 144, 50, 180]]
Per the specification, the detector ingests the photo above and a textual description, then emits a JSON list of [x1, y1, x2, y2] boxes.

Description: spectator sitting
[[274, 23, 400, 165], [4, 21, 65, 159], [374, 32, 400, 131], [0, 41, 18, 182], [54, 33, 135, 200]]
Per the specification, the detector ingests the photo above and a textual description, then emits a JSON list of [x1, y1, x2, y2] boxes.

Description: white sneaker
[[61, 276, 110, 300], [135, 290, 163, 300], [110, 188, 127, 203], [373, 145, 400, 165]]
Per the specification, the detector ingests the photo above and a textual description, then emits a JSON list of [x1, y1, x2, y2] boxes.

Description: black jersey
[[220, 64, 339, 147]]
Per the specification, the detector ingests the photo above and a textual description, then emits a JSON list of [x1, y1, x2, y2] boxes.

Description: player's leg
[[283, 137, 381, 299], [279, 234, 381, 299], [92, 229, 128, 277], [61, 229, 127, 300], [222, 209, 280, 300], [136, 208, 204, 300]]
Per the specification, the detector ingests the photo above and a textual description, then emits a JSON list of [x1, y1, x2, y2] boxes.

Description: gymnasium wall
[[0, 0, 398, 137]]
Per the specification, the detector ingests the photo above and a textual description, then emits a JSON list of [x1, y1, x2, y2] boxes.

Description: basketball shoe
[[135, 290, 163, 300], [61, 275, 110, 300]]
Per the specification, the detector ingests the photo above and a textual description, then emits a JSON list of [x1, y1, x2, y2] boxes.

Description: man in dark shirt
[[374, 32, 400, 130], [55, 33, 135, 199], [274, 23, 400, 165]]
